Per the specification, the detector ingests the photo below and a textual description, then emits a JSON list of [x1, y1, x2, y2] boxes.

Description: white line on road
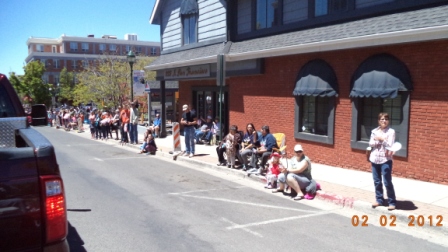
[[221, 217, 263, 237], [90, 157, 149, 161], [175, 194, 317, 213], [168, 186, 246, 195], [226, 211, 333, 230]]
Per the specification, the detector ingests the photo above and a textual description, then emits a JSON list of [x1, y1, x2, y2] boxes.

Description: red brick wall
[[179, 40, 448, 184]]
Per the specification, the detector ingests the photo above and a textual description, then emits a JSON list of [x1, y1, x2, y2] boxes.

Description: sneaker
[[247, 168, 258, 173], [316, 183, 321, 191], [264, 183, 272, 189], [388, 205, 396, 211], [182, 152, 189, 156], [189, 153, 194, 158], [242, 165, 247, 171]]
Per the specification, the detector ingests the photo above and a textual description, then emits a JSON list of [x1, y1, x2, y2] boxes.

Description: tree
[[73, 54, 155, 109], [12, 61, 52, 106], [57, 68, 76, 105]]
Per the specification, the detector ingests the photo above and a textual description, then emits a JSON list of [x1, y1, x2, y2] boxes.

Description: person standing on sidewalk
[[120, 104, 130, 145], [129, 101, 139, 144], [180, 104, 197, 158], [369, 112, 397, 211]]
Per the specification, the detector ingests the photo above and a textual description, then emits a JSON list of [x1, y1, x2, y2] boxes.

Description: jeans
[[184, 126, 195, 154], [251, 151, 272, 168], [240, 148, 253, 166], [120, 124, 129, 143], [129, 123, 138, 144], [372, 160, 396, 206]]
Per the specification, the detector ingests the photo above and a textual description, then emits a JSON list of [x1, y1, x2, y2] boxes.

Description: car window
[[0, 83, 17, 117]]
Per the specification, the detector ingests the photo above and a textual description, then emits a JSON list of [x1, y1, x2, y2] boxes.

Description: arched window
[[350, 53, 412, 157], [293, 59, 338, 144]]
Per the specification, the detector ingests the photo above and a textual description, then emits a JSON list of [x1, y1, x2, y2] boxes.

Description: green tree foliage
[[57, 68, 76, 104], [73, 55, 155, 109], [9, 72, 25, 97], [12, 61, 52, 106]]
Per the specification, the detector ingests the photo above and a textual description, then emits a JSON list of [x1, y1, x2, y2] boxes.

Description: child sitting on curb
[[264, 152, 282, 189]]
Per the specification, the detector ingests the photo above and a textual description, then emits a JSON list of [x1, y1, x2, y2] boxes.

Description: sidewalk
[[72, 127, 448, 233]]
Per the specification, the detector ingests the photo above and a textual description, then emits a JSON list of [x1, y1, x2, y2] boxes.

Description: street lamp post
[[127, 50, 136, 102]]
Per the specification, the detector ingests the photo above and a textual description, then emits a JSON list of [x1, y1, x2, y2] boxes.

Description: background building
[[25, 33, 161, 85]]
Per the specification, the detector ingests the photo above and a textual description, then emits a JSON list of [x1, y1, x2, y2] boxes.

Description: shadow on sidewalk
[[396, 200, 418, 211]]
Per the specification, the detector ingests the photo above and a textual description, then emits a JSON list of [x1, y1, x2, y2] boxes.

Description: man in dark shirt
[[250, 125, 277, 174], [180, 104, 197, 158]]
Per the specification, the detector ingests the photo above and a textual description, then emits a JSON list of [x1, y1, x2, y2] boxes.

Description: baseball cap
[[182, 104, 189, 111], [294, 144, 304, 152], [270, 152, 281, 158]]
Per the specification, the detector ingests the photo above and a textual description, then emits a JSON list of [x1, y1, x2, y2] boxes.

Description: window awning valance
[[180, 0, 199, 15], [293, 59, 338, 97], [350, 54, 412, 98]]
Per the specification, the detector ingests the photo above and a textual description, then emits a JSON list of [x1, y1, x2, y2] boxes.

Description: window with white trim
[[54, 59, 60, 69], [82, 43, 89, 52], [99, 44, 106, 53], [150, 47, 157, 55], [70, 42, 78, 52], [36, 44, 44, 52]]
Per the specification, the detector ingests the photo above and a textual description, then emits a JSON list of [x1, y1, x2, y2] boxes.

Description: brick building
[[25, 34, 160, 85], [146, 0, 448, 184]]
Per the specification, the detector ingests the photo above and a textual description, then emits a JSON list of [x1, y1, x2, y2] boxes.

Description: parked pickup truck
[[0, 74, 69, 251]]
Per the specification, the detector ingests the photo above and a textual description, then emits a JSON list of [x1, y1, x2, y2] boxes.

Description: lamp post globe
[[127, 50, 136, 102]]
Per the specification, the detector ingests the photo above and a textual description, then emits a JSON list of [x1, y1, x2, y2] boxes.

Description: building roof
[[145, 42, 226, 70], [146, 4, 448, 71]]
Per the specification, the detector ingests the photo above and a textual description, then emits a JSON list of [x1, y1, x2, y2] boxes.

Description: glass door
[[193, 89, 228, 133]]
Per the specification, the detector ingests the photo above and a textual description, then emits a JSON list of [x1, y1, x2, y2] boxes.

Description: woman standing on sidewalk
[[369, 112, 396, 211]]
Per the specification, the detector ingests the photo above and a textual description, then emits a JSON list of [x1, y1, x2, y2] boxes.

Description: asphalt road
[[36, 127, 448, 252]]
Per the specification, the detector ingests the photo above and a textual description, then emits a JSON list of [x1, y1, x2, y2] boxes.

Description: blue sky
[[0, 0, 160, 76]]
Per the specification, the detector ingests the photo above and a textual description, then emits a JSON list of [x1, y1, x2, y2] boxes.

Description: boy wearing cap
[[180, 104, 197, 158]]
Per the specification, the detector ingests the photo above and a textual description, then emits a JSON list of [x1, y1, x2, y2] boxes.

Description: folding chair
[[271, 133, 287, 155]]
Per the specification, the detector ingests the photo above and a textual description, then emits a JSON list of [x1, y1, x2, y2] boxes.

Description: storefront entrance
[[192, 87, 228, 133]]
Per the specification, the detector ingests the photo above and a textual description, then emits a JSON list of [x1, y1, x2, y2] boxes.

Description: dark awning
[[180, 0, 199, 15], [293, 59, 338, 97], [350, 54, 412, 98]]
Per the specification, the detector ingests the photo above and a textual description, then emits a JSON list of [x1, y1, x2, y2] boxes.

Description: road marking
[[175, 194, 316, 213], [169, 186, 246, 195], [226, 211, 333, 230], [90, 157, 148, 161], [221, 217, 262, 237]]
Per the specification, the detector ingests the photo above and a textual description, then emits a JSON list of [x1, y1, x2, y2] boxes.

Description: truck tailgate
[[0, 147, 43, 251]]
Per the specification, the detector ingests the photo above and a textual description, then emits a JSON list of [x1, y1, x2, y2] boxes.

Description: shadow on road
[[67, 222, 87, 252]]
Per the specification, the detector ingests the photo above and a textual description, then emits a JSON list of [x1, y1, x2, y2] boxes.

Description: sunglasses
[[295, 151, 303, 154]]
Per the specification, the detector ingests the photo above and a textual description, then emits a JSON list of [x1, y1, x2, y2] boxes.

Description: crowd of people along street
[[46, 101, 398, 209]]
